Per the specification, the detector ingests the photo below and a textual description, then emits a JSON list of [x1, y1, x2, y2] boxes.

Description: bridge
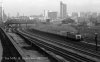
[[4, 18, 38, 29], [5, 18, 37, 24]]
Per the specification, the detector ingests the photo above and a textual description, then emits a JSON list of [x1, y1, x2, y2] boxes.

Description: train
[[60, 31, 83, 41]]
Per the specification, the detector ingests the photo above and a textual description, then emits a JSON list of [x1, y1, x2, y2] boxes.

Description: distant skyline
[[1, 0, 100, 16]]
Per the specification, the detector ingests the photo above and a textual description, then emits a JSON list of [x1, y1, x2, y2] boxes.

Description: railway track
[[27, 29, 100, 54], [16, 28, 100, 62], [0, 28, 25, 62], [1, 27, 61, 62], [9, 33, 60, 62], [15, 31, 68, 62], [27, 29, 100, 57]]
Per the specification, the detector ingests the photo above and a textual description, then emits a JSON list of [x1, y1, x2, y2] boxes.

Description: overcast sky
[[1, 0, 100, 16]]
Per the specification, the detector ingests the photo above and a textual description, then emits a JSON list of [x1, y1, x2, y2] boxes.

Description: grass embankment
[[21, 23, 100, 45], [28, 23, 77, 35]]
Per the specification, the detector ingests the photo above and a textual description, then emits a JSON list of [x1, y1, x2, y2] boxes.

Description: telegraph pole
[[0, 1, 3, 27]]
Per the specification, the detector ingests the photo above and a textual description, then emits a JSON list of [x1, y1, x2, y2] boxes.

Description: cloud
[[3, 0, 100, 16]]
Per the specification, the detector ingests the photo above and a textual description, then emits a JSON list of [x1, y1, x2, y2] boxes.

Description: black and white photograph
[[0, 0, 100, 62]]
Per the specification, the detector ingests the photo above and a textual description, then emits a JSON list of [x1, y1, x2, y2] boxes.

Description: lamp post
[[25, 17, 28, 28], [95, 33, 98, 51]]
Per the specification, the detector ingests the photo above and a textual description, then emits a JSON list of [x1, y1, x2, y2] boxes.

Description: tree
[[62, 18, 75, 24]]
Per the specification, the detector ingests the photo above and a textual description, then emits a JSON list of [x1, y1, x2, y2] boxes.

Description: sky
[[1, 0, 100, 16]]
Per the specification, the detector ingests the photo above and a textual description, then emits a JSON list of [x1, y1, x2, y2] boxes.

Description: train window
[[67, 32, 70, 34], [76, 35, 81, 39]]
